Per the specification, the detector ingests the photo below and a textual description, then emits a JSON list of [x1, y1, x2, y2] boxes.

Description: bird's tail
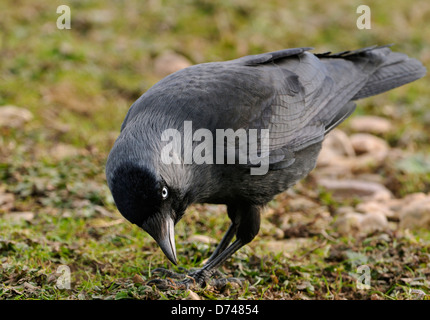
[[353, 47, 426, 100], [318, 45, 426, 100]]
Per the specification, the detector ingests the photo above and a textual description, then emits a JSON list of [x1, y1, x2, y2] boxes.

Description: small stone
[[287, 196, 319, 211], [356, 201, 395, 218], [2, 212, 34, 222], [154, 51, 192, 77], [359, 212, 388, 233], [185, 290, 201, 300], [335, 206, 355, 215], [0, 191, 15, 212], [263, 238, 313, 255], [273, 227, 285, 240], [188, 234, 217, 244], [0, 105, 33, 128], [323, 129, 356, 157], [296, 280, 313, 291], [318, 178, 392, 201], [132, 274, 145, 284], [317, 129, 355, 169], [349, 116, 393, 135], [335, 207, 388, 234], [317, 131, 392, 176], [278, 212, 307, 230], [49, 143, 82, 160], [387, 193, 428, 220], [350, 133, 389, 158], [399, 195, 430, 230], [371, 293, 384, 300], [334, 212, 362, 234]]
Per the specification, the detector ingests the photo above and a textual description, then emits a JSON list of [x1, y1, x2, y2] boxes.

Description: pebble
[[0, 191, 15, 212], [350, 133, 389, 160], [398, 195, 430, 230], [334, 210, 388, 235], [2, 212, 35, 222], [154, 51, 192, 77], [287, 196, 319, 211], [317, 130, 390, 175], [48, 143, 82, 160], [323, 129, 356, 157], [188, 234, 217, 244], [0, 105, 33, 128], [355, 201, 395, 218], [132, 274, 145, 284], [317, 178, 392, 201], [185, 290, 201, 300], [349, 115, 393, 135], [263, 238, 313, 255], [332, 192, 430, 233], [359, 211, 389, 233], [334, 212, 362, 234]]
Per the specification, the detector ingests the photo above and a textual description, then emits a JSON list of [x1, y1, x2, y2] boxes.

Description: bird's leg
[[148, 204, 261, 290], [183, 239, 244, 288], [150, 266, 188, 280], [148, 223, 238, 287], [149, 223, 237, 284], [204, 203, 240, 263], [206, 222, 238, 264], [179, 204, 261, 289]]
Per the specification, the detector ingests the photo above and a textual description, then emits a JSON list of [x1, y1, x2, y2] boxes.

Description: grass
[[0, 0, 429, 299]]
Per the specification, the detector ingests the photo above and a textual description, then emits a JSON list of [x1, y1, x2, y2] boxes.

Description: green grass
[[0, 0, 429, 299]]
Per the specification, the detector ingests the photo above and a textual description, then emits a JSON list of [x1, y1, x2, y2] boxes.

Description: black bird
[[106, 45, 425, 288]]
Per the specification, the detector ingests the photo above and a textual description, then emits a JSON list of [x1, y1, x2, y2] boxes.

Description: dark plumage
[[106, 45, 426, 288]]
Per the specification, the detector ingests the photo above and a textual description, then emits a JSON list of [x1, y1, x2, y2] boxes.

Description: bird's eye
[[161, 186, 169, 199]]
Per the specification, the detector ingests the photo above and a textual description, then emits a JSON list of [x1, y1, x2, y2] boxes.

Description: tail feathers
[[352, 49, 427, 100], [315, 44, 391, 59], [317, 45, 426, 101]]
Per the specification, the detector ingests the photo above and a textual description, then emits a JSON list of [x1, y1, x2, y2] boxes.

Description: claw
[[151, 268, 186, 279], [147, 267, 244, 291]]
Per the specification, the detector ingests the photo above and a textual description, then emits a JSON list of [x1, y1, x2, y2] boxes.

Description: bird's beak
[[150, 216, 177, 265]]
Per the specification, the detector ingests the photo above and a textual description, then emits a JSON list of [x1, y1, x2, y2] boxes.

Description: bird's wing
[[226, 45, 425, 170], [227, 47, 377, 169]]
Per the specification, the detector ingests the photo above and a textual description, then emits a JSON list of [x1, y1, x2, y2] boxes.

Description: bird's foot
[[147, 268, 243, 290], [151, 267, 189, 279]]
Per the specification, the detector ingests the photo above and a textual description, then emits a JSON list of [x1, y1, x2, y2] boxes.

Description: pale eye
[[161, 186, 169, 199]]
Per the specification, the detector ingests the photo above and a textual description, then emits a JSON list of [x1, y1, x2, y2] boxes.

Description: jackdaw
[[105, 45, 426, 288]]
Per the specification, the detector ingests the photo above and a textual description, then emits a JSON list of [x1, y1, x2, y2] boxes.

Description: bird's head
[[106, 160, 189, 265]]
